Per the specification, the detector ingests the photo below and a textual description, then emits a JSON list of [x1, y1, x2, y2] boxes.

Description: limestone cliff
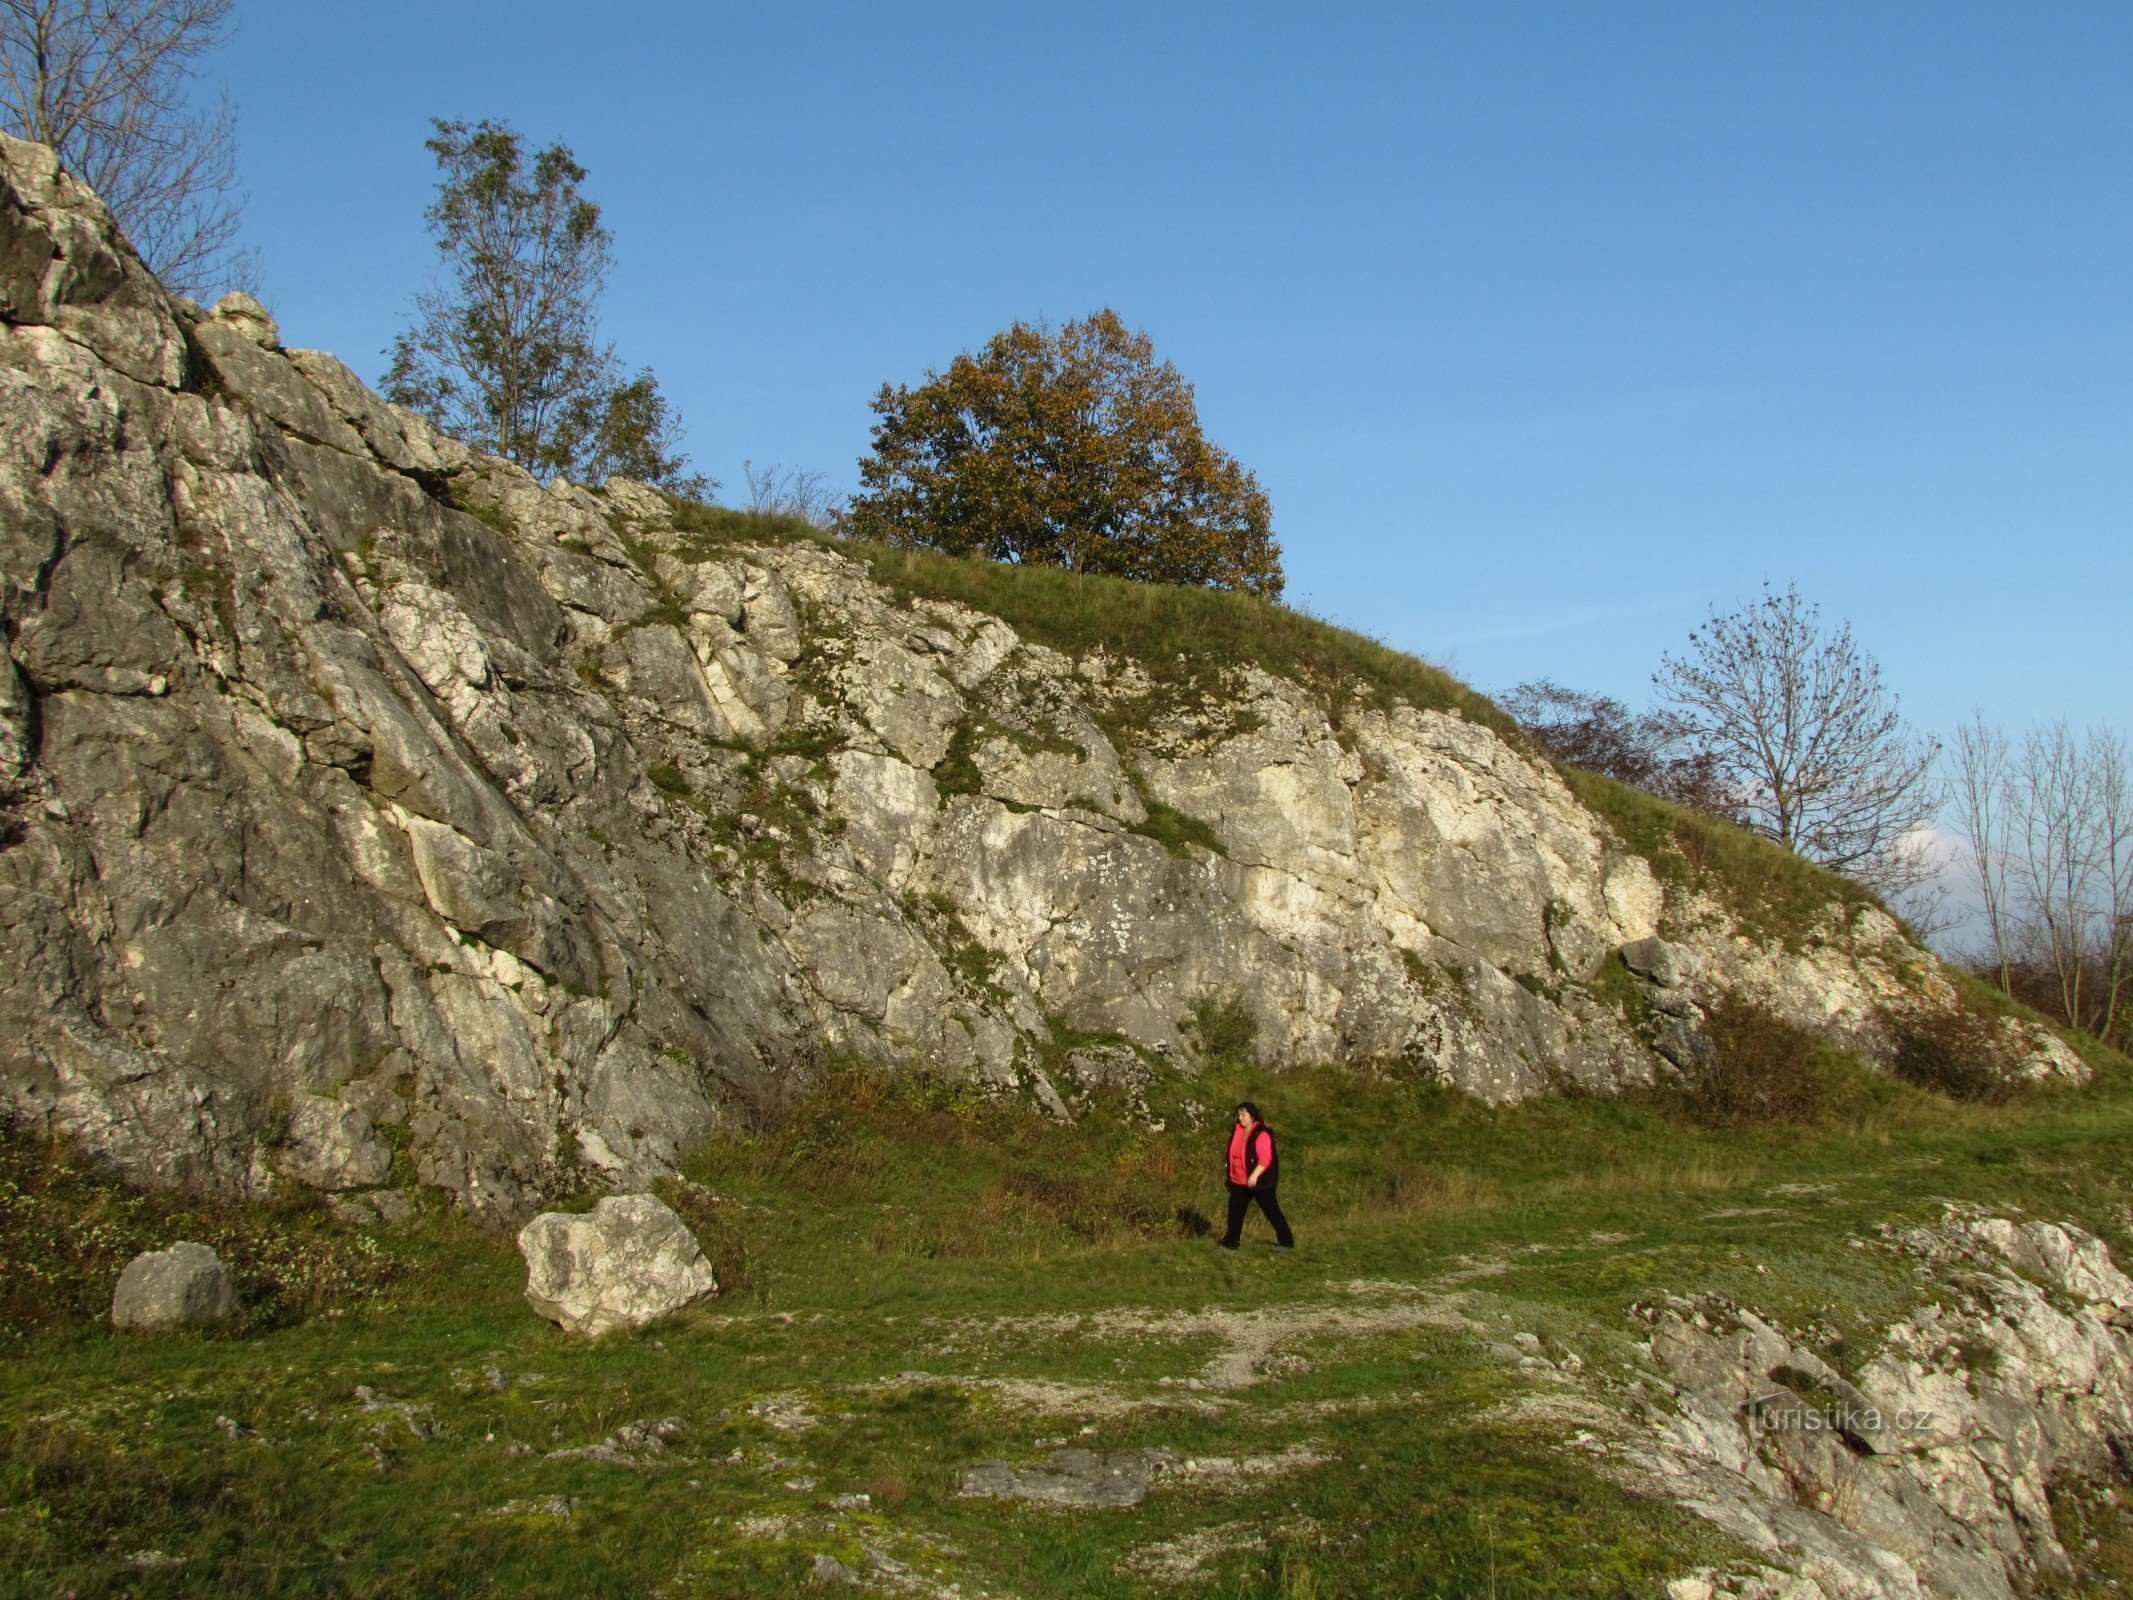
[[0, 137, 2075, 1218]]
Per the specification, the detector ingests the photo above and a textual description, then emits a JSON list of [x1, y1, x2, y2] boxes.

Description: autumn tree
[[1654, 583, 1940, 896], [385, 119, 703, 494], [847, 310, 1283, 598], [0, 0, 255, 297], [1502, 679, 1730, 815]]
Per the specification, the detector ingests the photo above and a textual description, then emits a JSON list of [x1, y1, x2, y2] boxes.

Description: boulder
[[280, 1093, 395, 1191], [208, 290, 279, 348], [111, 1242, 234, 1331], [1621, 935, 1697, 989], [518, 1193, 717, 1336]]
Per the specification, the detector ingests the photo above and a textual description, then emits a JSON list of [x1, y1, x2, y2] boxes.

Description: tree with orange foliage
[[848, 310, 1283, 598]]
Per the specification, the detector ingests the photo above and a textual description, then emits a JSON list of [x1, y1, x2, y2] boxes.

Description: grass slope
[[7, 1047, 2133, 1598]]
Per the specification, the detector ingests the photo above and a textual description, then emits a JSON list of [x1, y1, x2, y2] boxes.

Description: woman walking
[[1220, 1102, 1294, 1251]]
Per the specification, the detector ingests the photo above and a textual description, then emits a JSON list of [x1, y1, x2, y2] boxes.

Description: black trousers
[[1222, 1181, 1293, 1248]]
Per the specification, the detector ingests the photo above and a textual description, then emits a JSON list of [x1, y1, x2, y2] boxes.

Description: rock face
[[0, 133, 2077, 1218], [1619, 1212, 2133, 1600], [518, 1193, 717, 1335], [111, 1241, 234, 1330]]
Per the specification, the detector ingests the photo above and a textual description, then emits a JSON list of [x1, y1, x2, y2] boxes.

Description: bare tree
[[0, 0, 254, 297], [1655, 583, 1940, 896], [2002, 723, 2133, 1039], [742, 460, 840, 529], [2096, 731, 2133, 1040], [1949, 712, 2015, 991], [1956, 719, 2133, 1043], [2009, 722, 2098, 1031], [1502, 679, 1731, 814]]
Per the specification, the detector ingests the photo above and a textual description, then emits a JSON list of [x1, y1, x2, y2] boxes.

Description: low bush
[[1885, 1005, 2023, 1105], [0, 1131, 403, 1336], [1188, 991, 1259, 1064], [1675, 1000, 1856, 1128]]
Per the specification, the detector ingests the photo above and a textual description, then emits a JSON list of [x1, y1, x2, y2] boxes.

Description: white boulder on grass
[[111, 1242, 234, 1331], [518, 1194, 717, 1336]]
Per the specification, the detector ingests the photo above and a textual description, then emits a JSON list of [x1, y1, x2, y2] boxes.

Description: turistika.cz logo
[[1745, 1392, 1933, 1439]]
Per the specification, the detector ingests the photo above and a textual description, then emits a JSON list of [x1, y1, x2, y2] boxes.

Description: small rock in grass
[[811, 1552, 863, 1585], [111, 1242, 234, 1331], [518, 1193, 717, 1336], [958, 1448, 1171, 1508]]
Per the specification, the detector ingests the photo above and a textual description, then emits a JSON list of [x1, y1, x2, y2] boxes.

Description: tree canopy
[[385, 118, 702, 494], [847, 310, 1283, 599]]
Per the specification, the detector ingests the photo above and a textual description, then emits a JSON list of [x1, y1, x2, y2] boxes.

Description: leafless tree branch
[[1654, 583, 1941, 897], [0, 0, 255, 297]]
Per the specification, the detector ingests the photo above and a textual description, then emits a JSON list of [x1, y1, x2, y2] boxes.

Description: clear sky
[[216, 1, 2128, 737]]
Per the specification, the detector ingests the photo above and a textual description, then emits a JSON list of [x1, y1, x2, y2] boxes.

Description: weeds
[[0, 1134, 401, 1337], [1668, 1001, 1866, 1129], [1127, 771, 1229, 857]]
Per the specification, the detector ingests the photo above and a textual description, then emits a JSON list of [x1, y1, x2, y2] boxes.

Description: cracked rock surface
[[0, 132, 2078, 1219]]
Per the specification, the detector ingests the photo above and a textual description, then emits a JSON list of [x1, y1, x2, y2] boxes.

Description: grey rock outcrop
[[958, 1447, 1172, 1508], [280, 1092, 394, 1190], [518, 1192, 717, 1335], [0, 132, 2075, 1218], [111, 1241, 233, 1330], [1615, 1212, 2133, 1600], [1622, 935, 1698, 989]]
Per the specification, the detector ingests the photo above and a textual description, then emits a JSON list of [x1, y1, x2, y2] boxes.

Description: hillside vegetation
[[666, 499, 1947, 968], [5, 1035, 2132, 1598]]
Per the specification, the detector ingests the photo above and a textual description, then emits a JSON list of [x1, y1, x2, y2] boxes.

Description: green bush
[[0, 1132, 402, 1336], [1885, 1005, 2023, 1104], [1189, 991, 1259, 1064], [1677, 1000, 1854, 1128]]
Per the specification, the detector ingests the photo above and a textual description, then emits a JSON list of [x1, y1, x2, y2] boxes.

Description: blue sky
[[219, 2, 2128, 736]]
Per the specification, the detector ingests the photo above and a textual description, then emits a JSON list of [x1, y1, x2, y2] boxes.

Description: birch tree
[[1654, 583, 1940, 895], [0, 0, 254, 296]]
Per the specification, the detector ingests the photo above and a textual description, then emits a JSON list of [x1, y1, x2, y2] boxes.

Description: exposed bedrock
[[0, 134, 2078, 1217]]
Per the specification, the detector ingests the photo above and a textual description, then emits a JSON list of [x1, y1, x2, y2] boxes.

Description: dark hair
[[1236, 1101, 1264, 1127]]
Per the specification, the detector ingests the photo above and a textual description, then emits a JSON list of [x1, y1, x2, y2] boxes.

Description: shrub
[[0, 1130, 402, 1335], [1677, 1000, 1848, 1128], [1884, 1005, 2022, 1104], [1188, 992, 1258, 1064]]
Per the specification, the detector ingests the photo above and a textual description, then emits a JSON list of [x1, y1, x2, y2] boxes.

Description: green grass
[[8, 1037, 2133, 1598], [654, 492, 1518, 737], [1563, 768, 1884, 951]]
